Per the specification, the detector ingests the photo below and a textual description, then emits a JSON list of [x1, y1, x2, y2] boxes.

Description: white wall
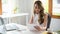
[[13, 0, 34, 25]]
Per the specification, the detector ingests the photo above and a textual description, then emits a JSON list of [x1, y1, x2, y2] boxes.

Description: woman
[[29, 0, 48, 31]]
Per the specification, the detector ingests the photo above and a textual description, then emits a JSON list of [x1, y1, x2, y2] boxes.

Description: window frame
[[49, 0, 60, 19], [0, 0, 2, 15]]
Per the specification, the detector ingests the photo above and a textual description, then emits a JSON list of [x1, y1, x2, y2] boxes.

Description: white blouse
[[33, 14, 47, 30], [33, 14, 39, 25]]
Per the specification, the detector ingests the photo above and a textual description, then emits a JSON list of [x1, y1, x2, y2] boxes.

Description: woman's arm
[[29, 16, 33, 24], [42, 14, 48, 30]]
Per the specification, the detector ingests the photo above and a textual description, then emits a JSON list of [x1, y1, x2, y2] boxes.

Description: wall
[[11, 0, 34, 25]]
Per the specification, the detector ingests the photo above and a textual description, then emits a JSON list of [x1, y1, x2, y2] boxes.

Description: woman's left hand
[[34, 26, 41, 31]]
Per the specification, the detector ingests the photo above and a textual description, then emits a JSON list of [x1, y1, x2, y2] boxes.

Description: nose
[[36, 8, 40, 11]]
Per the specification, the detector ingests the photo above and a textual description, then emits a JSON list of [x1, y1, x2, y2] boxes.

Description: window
[[0, 0, 2, 15], [2, 0, 17, 15], [49, 0, 60, 18], [2, 0, 28, 15], [40, 0, 49, 13]]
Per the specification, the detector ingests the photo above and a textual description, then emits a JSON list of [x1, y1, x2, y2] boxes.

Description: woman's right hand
[[34, 26, 41, 31]]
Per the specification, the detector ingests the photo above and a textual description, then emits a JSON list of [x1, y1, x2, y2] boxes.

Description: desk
[[6, 23, 42, 34], [6, 24, 57, 34], [7, 30, 42, 34], [7, 30, 58, 34], [6, 28, 42, 34]]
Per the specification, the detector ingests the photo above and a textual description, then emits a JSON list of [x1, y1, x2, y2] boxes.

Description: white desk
[[7, 30, 42, 34], [6, 28, 58, 34], [5, 23, 41, 34], [6, 26, 42, 34], [6, 23, 58, 34]]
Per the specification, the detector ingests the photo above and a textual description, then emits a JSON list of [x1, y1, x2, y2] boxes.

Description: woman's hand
[[34, 26, 41, 31]]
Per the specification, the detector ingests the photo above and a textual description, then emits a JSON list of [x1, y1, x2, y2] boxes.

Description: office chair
[[0, 17, 6, 34], [46, 14, 51, 31]]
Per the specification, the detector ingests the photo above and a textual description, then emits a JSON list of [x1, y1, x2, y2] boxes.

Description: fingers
[[34, 26, 41, 31]]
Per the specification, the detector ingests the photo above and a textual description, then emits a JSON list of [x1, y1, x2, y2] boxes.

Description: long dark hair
[[34, 0, 44, 24]]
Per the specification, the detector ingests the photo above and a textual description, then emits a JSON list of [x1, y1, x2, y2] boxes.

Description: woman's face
[[34, 4, 40, 14]]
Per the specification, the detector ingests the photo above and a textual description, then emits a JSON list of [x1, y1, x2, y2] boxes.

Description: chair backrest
[[0, 17, 6, 34], [46, 14, 51, 31], [0, 17, 4, 25]]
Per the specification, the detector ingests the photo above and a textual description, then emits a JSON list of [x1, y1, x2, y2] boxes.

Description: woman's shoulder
[[44, 13, 48, 18]]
